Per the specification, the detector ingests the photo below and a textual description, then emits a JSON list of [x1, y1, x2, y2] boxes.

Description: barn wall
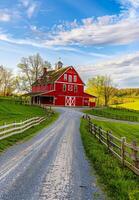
[[54, 83, 84, 96], [32, 84, 54, 92], [55, 95, 65, 106]]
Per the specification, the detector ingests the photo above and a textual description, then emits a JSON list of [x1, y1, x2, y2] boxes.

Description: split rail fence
[[0, 116, 45, 141], [83, 114, 139, 176]]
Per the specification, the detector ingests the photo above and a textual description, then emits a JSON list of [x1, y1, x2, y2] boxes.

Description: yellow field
[[114, 101, 139, 110]]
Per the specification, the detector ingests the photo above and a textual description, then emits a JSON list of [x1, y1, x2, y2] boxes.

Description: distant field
[[83, 107, 139, 122], [92, 119, 139, 144], [0, 99, 46, 125], [113, 101, 139, 111]]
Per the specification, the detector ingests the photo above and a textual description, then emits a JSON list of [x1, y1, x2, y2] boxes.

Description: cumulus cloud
[[79, 51, 139, 87], [43, 17, 139, 46], [31, 0, 138, 47]]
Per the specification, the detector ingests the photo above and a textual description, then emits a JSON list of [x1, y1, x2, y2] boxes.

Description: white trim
[[55, 81, 84, 86], [57, 94, 84, 98], [54, 67, 70, 82]]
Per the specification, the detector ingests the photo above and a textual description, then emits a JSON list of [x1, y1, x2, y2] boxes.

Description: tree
[[86, 75, 116, 106], [17, 53, 51, 92], [86, 76, 104, 105], [102, 76, 116, 106], [0, 65, 15, 96]]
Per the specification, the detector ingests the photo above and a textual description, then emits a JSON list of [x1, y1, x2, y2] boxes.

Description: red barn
[[30, 62, 96, 107]]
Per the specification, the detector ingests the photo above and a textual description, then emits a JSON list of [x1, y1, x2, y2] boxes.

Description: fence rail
[[0, 116, 45, 141], [83, 114, 139, 176], [91, 109, 139, 122]]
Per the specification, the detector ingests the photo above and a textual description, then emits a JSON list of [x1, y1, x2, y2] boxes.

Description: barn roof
[[83, 92, 97, 98], [32, 67, 69, 86]]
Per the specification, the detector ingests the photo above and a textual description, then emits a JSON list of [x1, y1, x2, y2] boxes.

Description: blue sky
[[0, 0, 139, 87]]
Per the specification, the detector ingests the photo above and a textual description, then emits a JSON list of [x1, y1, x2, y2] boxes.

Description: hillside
[[0, 99, 46, 125]]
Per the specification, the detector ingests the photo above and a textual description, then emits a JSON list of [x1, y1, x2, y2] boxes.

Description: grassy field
[[92, 119, 139, 144], [0, 99, 46, 125], [113, 101, 139, 111], [0, 99, 59, 152], [83, 107, 139, 122], [80, 119, 139, 200]]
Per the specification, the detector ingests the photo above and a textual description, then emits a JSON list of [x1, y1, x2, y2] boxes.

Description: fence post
[[94, 124, 97, 136], [88, 117, 91, 133], [3, 122, 6, 131], [106, 131, 110, 151], [98, 127, 102, 142], [131, 140, 139, 169], [121, 137, 126, 166]]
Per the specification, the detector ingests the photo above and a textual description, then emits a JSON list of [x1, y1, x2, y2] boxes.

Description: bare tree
[[0, 65, 15, 96], [102, 76, 116, 106], [18, 53, 51, 92]]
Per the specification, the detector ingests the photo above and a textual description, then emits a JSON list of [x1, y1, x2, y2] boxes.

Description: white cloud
[[79, 51, 139, 87], [28, 0, 136, 47], [27, 3, 37, 18], [0, 11, 11, 22], [120, 0, 139, 9], [20, 0, 30, 7], [42, 17, 139, 46], [20, 0, 38, 18]]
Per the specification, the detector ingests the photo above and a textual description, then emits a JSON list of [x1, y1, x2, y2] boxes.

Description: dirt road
[[0, 108, 105, 200]]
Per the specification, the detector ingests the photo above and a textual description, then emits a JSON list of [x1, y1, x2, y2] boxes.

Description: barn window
[[68, 85, 73, 91], [74, 75, 77, 82], [68, 75, 72, 82], [64, 74, 67, 81], [63, 84, 66, 92], [74, 85, 78, 92]]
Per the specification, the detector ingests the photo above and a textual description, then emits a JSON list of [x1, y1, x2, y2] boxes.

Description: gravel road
[[0, 108, 105, 200]]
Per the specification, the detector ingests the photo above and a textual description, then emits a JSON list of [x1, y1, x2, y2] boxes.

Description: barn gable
[[56, 66, 84, 85]]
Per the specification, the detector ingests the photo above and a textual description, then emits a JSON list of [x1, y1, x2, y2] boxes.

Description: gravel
[[0, 107, 105, 200]]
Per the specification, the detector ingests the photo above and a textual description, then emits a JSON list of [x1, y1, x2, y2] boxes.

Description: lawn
[[91, 119, 139, 144], [83, 107, 139, 122], [0, 99, 60, 152], [0, 99, 46, 125], [80, 119, 139, 200]]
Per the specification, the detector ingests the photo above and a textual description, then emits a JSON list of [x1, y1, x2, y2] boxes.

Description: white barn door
[[65, 96, 75, 106]]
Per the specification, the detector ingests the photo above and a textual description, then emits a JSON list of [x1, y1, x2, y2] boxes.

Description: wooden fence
[[0, 116, 45, 140], [91, 109, 138, 122], [83, 114, 139, 176]]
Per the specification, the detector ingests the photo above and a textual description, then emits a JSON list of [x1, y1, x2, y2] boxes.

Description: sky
[[0, 0, 139, 88]]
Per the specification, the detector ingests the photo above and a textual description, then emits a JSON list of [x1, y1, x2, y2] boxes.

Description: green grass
[[0, 112, 59, 153], [91, 119, 139, 144], [0, 99, 46, 125], [83, 107, 139, 122], [80, 119, 139, 200]]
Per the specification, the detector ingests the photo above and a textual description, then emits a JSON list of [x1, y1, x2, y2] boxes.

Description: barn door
[[65, 96, 75, 106]]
